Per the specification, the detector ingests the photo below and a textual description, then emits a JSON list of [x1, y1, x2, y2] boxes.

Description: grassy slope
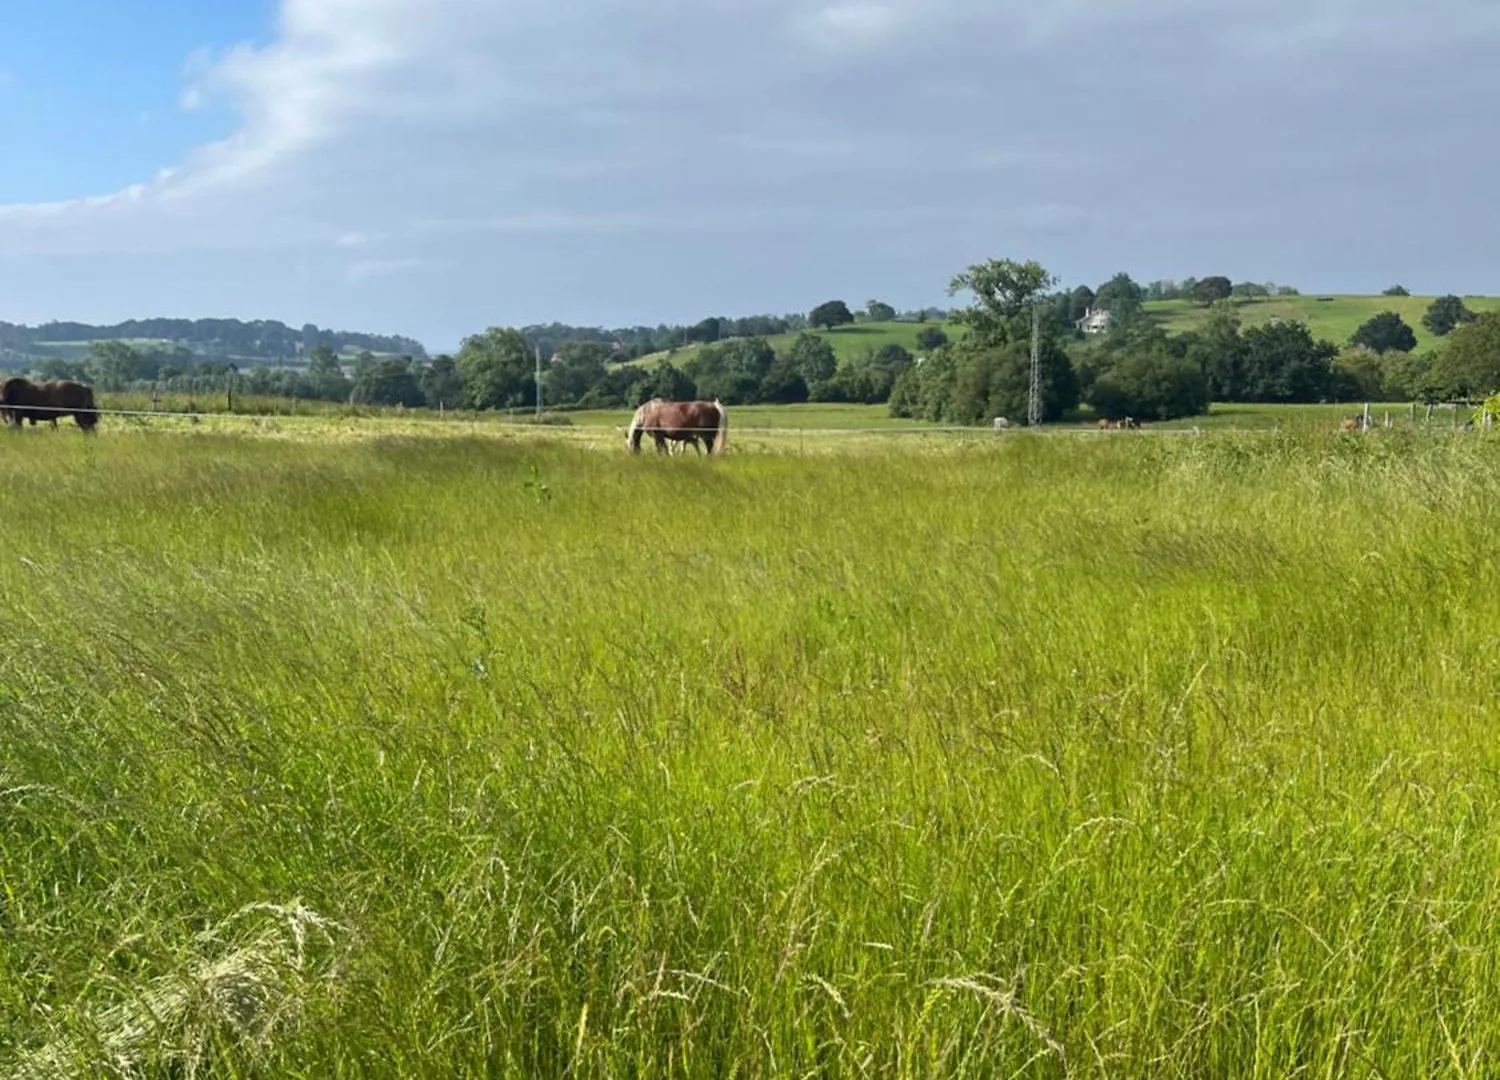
[[3, 425, 1500, 1076], [1148, 293, 1500, 350], [625, 319, 964, 370]]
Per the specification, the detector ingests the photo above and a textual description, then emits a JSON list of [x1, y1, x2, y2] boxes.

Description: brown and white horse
[[627, 398, 729, 455]]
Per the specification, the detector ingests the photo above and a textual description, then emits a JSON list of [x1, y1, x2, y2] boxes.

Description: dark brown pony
[[0, 377, 100, 431], [627, 398, 728, 455]]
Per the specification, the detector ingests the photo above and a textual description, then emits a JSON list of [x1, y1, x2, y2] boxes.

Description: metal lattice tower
[[1027, 302, 1042, 428]]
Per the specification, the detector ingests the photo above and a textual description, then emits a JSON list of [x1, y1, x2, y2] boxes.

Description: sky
[[2, 0, 1499, 352]]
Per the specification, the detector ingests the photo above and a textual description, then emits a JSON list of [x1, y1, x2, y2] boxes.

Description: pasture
[[2, 419, 1499, 1077], [1148, 293, 1500, 350]]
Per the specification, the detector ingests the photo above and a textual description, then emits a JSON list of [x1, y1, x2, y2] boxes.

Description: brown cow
[[0, 377, 99, 431], [627, 398, 728, 455]]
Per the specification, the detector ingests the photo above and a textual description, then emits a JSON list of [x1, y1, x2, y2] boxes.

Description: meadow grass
[[1147, 294, 1500, 351], [1, 421, 1499, 1077]]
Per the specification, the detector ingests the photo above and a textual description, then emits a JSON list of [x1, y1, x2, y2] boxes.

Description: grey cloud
[[2, 0, 1499, 343]]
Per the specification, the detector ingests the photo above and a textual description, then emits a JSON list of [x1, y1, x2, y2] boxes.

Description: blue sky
[[2, 0, 1500, 352]]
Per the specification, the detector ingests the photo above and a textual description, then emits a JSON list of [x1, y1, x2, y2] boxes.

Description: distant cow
[[0, 377, 99, 431]]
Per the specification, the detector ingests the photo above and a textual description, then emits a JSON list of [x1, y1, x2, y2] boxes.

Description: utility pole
[[1027, 302, 1042, 429]]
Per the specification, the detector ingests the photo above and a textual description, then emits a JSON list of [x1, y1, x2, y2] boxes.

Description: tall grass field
[[2, 421, 1499, 1077]]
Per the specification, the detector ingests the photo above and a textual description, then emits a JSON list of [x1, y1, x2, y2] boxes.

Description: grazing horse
[[627, 398, 728, 455], [0, 377, 99, 431]]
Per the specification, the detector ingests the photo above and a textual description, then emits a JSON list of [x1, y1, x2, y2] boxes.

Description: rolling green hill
[[1146, 293, 1500, 351], [621, 294, 1500, 376], [625, 319, 966, 370]]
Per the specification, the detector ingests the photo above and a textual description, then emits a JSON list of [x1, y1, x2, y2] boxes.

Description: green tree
[[1095, 272, 1144, 326], [1329, 346, 1385, 402], [1185, 303, 1247, 401], [1422, 295, 1476, 337], [915, 326, 949, 351], [758, 354, 810, 403], [544, 342, 609, 406], [352, 356, 426, 407], [1240, 321, 1338, 402], [1089, 345, 1209, 421], [808, 301, 855, 330], [456, 327, 533, 410], [1383, 284, 1410, 296], [420, 355, 463, 408], [1349, 312, 1417, 354], [305, 343, 351, 401], [865, 299, 896, 322], [947, 258, 1057, 345], [1193, 276, 1233, 306], [1380, 349, 1438, 402], [787, 332, 837, 385], [1433, 312, 1500, 398]]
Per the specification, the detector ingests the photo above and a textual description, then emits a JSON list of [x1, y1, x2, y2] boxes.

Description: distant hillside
[[625, 319, 965, 370], [1146, 294, 1500, 351], [0, 316, 427, 365]]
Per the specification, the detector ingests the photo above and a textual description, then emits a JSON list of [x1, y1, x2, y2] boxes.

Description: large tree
[[865, 299, 896, 322], [787, 332, 837, 385], [456, 327, 534, 410], [1349, 312, 1417, 354], [1193, 276, 1233, 306], [1239, 321, 1338, 402], [1422, 295, 1477, 337], [947, 258, 1057, 345], [420, 355, 463, 408], [808, 300, 855, 330], [1433, 312, 1500, 399]]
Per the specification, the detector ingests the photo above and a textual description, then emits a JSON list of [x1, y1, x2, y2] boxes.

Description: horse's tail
[[626, 403, 645, 453], [712, 398, 728, 454]]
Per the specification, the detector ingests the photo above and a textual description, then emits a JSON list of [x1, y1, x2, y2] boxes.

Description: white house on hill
[[1076, 307, 1112, 334]]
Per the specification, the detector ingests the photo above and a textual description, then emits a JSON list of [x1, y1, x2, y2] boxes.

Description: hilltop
[[624, 319, 965, 370], [617, 293, 1500, 373], [0, 316, 427, 367], [1145, 293, 1500, 351]]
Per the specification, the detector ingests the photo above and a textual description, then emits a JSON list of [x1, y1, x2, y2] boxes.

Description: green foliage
[[808, 300, 855, 330], [946, 258, 1057, 344], [1087, 331, 1210, 421], [304, 344, 353, 401], [1095, 272, 1145, 327], [864, 299, 896, 322], [1422, 294, 1477, 337], [1193, 276, 1233, 305], [891, 337, 1076, 424], [1349, 311, 1417, 354], [1433, 311, 1500, 399], [419, 355, 463, 409], [1383, 284, 1411, 296], [914, 326, 949, 351], [1329, 346, 1386, 402], [1239, 321, 1339, 402], [456, 327, 534, 410], [786, 332, 837, 386], [350, 356, 425, 407]]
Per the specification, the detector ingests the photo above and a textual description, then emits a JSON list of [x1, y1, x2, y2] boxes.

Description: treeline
[[19, 267, 1500, 422], [515, 301, 949, 361], [0, 317, 426, 361]]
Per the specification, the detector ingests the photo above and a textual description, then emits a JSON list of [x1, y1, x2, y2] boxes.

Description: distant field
[[626, 319, 965, 370], [1147, 293, 1500, 350]]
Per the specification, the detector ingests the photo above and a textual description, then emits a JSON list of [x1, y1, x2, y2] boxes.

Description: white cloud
[[2, 0, 1499, 340]]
